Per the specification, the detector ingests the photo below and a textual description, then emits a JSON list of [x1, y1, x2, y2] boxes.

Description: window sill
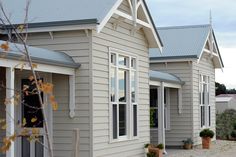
[[150, 128, 171, 131], [110, 137, 139, 144]]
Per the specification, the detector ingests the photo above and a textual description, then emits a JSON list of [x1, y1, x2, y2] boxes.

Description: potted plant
[[182, 138, 193, 149], [147, 152, 156, 157], [199, 129, 214, 149], [144, 144, 150, 156], [148, 144, 163, 157], [156, 144, 164, 157]]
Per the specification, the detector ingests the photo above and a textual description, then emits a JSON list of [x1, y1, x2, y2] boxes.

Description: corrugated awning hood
[[0, 40, 80, 68], [150, 70, 184, 85]]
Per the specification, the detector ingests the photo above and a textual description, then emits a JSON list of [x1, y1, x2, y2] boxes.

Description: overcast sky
[[146, 0, 236, 89]]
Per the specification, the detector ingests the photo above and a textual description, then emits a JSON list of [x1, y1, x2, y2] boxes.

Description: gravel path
[[166, 140, 236, 157]]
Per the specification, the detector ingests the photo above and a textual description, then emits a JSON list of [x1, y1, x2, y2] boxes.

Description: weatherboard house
[[150, 25, 224, 147], [0, 1, 223, 157], [1, 0, 162, 157]]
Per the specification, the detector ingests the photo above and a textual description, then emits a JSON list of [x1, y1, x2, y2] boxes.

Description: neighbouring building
[[149, 25, 224, 147], [0, 0, 163, 157], [216, 94, 236, 113]]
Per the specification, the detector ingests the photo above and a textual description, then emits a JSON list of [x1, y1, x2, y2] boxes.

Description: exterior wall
[[27, 31, 92, 157], [150, 62, 193, 146], [0, 67, 6, 157], [216, 99, 236, 114], [91, 16, 150, 157], [227, 99, 236, 111], [216, 102, 229, 114], [192, 52, 216, 145]]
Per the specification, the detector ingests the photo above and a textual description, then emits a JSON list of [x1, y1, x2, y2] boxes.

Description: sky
[[146, 0, 236, 89]]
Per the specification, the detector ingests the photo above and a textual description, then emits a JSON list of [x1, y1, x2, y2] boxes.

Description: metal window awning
[[149, 70, 184, 87]]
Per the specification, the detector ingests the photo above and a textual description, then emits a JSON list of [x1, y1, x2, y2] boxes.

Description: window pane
[[131, 71, 136, 103], [131, 58, 136, 69], [150, 109, 158, 128], [111, 54, 116, 65], [164, 88, 167, 104], [133, 105, 137, 136], [208, 106, 211, 126], [22, 79, 44, 128], [35, 136, 44, 157], [201, 106, 205, 127], [119, 104, 126, 136], [119, 70, 127, 102], [203, 84, 207, 105], [22, 137, 30, 157], [150, 88, 158, 107], [110, 67, 116, 102], [119, 56, 128, 66], [203, 76, 207, 83], [199, 83, 202, 104], [113, 104, 118, 139]]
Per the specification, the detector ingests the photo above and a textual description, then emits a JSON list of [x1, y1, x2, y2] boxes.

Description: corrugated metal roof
[[216, 97, 232, 102], [1, 0, 117, 25], [150, 24, 211, 59], [149, 70, 184, 85], [0, 40, 80, 68]]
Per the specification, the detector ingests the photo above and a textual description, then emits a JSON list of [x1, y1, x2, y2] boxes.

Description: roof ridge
[[157, 24, 211, 30]]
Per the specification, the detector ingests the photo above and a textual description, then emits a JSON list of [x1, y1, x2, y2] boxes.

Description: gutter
[[1, 18, 98, 30], [150, 55, 199, 61]]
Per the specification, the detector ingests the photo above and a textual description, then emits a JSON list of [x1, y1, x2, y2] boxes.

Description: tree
[[0, 1, 55, 156], [215, 82, 226, 96]]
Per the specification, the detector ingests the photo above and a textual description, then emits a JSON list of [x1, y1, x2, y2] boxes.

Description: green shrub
[[233, 123, 236, 130], [199, 129, 214, 138], [182, 138, 193, 145], [156, 144, 164, 149], [216, 109, 236, 139], [147, 152, 156, 157], [231, 130, 236, 138], [144, 143, 149, 148]]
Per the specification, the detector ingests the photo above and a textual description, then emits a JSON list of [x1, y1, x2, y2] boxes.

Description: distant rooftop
[[217, 94, 236, 100], [216, 97, 233, 102]]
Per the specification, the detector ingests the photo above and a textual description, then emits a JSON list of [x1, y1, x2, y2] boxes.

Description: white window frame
[[150, 87, 170, 130], [199, 74, 211, 128], [109, 48, 139, 142]]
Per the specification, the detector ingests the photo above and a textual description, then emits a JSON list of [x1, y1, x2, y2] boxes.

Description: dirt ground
[[166, 140, 236, 157]]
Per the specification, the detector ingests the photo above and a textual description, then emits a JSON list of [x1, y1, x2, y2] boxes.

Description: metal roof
[[216, 97, 233, 103], [150, 24, 211, 59], [1, 0, 117, 25], [0, 0, 162, 49], [149, 70, 184, 85], [0, 40, 80, 68]]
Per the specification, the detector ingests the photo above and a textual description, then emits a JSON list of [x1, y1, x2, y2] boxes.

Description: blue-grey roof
[[149, 70, 184, 85], [150, 24, 211, 60], [0, 40, 80, 68], [1, 0, 117, 25]]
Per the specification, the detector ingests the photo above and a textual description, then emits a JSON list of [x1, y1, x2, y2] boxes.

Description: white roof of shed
[[216, 97, 232, 102]]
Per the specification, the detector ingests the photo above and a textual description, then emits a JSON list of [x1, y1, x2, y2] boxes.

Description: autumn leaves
[[0, 42, 58, 153]]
